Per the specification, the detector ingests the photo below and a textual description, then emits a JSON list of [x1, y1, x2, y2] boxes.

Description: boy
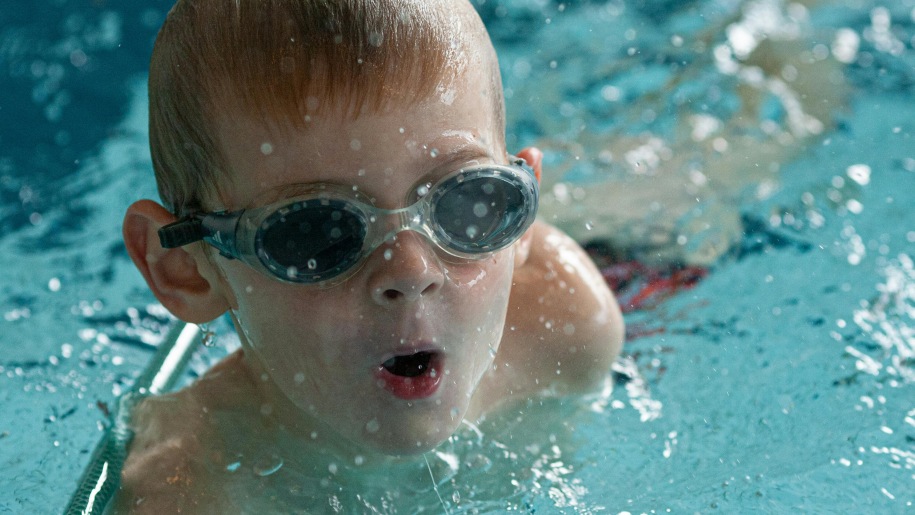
[[117, 0, 623, 511]]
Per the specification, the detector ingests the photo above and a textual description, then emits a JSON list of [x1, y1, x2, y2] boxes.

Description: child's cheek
[[443, 249, 515, 294]]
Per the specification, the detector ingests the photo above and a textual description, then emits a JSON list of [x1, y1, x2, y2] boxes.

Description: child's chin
[[362, 419, 460, 457]]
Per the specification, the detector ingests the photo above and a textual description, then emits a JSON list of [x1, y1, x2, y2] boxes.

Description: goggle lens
[[432, 174, 526, 252], [258, 200, 366, 281]]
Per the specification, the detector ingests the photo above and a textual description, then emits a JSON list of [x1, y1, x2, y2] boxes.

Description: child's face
[[208, 67, 515, 455]]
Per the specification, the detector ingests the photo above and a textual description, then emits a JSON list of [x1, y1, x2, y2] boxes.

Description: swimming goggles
[[158, 158, 539, 285]]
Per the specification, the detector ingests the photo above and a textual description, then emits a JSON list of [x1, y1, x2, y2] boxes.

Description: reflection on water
[[1, 0, 913, 512]]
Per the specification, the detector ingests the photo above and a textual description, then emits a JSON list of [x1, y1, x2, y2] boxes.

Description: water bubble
[[384, 249, 393, 261], [465, 225, 478, 239], [328, 463, 338, 475], [585, 221, 593, 231], [481, 183, 495, 195], [48, 278, 61, 292], [329, 227, 342, 239], [601, 85, 621, 102], [354, 455, 364, 466], [199, 324, 216, 347], [367, 30, 384, 47], [294, 372, 305, 384], [350, 139, 361, 151], [473, 202, 488, 218], [286, 266, 299, 278], [365, 418, 380, 433], [226, 461, 241, 472], [306, 259, 317, 270], [416, 183, 431, 197], [260, 142, 273, 155], [847, 164, 871, 185], [429, 148, 439, 158]]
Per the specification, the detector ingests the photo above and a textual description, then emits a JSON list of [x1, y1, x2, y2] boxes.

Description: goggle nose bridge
[[365, 200, 434, 250]]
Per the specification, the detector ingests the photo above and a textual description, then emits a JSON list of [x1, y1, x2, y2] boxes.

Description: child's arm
[[474, 220, 624, 413], [112, 353, 253, 513]]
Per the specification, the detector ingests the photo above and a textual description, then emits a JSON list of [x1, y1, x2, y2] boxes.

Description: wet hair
[[149, 0, 505, 216]]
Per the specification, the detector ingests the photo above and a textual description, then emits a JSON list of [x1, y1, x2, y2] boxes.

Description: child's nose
[[368, 232, 445, 305]]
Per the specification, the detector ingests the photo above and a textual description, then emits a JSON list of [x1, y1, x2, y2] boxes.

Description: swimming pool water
[[1, 0, 913, 512]]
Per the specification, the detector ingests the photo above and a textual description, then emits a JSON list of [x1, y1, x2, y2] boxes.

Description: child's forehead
[[211, 97, 502, 210]]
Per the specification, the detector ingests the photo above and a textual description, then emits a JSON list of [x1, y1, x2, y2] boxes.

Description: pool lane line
[[64, 321, 202, 515]]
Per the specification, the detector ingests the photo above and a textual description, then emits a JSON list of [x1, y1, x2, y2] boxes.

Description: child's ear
[[122, 200, 230, 323], [515, 146, 542, 183], [512, 146, 543, 268]]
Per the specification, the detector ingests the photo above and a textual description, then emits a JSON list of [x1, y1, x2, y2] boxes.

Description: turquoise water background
[[1, 0, 913, 512]]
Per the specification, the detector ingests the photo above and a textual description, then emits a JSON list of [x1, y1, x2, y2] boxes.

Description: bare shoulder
[[479, 221, 624, 410], [112, 350, 254, 513]]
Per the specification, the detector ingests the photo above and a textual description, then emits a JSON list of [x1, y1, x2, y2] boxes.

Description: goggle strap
[[158, 217, 204, 249]]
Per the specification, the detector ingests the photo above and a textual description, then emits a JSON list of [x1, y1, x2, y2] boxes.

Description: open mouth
[[382, 351, 434, 377], [376, 351, 442, 400]]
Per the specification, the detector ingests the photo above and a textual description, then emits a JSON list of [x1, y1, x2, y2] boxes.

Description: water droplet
[[260, 142, 273, 155], [383, 249, 393, 260], [199, 324, 216, 347], [585, 221, 593, 231], [416, 183, 430, 197], [306, 259, 317, 270], [286, 266, 299, 278], [465, 225, 478, 239], [367, 30, 384, 47], [473, 202, 488, 218], [429, 148, 438, 158]]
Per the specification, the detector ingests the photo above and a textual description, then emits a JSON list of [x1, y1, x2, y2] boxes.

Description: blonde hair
[[149, 0, 504, 216]]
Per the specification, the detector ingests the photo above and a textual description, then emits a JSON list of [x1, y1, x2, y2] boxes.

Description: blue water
[[1, 0, 913, 512]]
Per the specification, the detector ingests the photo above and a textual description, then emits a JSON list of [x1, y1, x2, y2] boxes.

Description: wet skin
[[118, 27, 623, 514]]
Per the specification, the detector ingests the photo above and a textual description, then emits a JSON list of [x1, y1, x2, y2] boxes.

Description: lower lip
[[375, 356, 443, 400]]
